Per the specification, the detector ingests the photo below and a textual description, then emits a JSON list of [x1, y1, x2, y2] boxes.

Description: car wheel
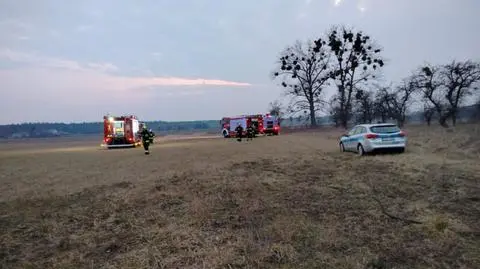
[[339, 142, 345, 152], [357, 144, 365, 156], [398, 148, 405, 154]]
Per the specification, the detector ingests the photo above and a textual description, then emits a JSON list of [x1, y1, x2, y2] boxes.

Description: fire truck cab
[[103, 115, 142, 148], [220, 114, 264, 138], [262, 114, 280, 135]]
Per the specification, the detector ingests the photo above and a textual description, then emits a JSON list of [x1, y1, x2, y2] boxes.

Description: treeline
[[0, 120, 220, 139], [271, 24, 480, 128], [2, 104, 478, 139]]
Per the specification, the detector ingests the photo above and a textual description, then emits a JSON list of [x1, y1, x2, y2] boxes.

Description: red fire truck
[[263, 114, 281, 135], [220, 114, 264, 138], [102, 115, 142, 148]]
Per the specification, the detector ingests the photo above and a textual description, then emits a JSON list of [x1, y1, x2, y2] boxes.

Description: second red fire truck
[[220, 114, 280, 138], [262, 114, 281, 135]]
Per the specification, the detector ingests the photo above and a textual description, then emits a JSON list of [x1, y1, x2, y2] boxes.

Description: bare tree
[[380, 80, 416, 127], [268, 100, 284, 123], [423, 101, 436, 126], [328, 94, 341, 127], [288, 115, 294, 126], [317, 25, 385, 128], [475, 96, 480, 122], [411, 64, 450, 127], [354, 89, 375, 124], [373, 87, 391, 123], [394, 80, 416, 126], [440, 60, 480, 126], [273, 40, 331, 127]]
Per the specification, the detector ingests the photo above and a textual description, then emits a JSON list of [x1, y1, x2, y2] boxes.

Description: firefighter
[[246, 125, 254, 141], [235, 123, 244, 142], [140, 126, 151, 155], [148, 129, 155, 144]]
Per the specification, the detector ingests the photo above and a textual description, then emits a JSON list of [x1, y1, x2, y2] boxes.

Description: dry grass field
[[0, 125, 479, 269]]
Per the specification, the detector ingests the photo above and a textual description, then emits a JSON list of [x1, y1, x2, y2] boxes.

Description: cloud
[[76, 25, 94, 32], [0, 49, 252, 124], [86, 62, 118, 72], [0, 49, 251, 87], [87, 9, 104, 18], [297, 12, 307, 20], [0, 18, 33, 30], [330, 0, 368, 13], [357, 0, 368, 13], [333, 0, 344, 7], [48, 29, 60, 37], [0, 18, 34, 45], [0, 48, 96, 72]]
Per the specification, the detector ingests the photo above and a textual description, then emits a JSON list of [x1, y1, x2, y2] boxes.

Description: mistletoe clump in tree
[[318, 25, 385, 128], [272, 40, 331, 127]]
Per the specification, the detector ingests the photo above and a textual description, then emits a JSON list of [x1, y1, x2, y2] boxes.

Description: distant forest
[[0, 120, 220, 139], [0, 105, 478, 139]]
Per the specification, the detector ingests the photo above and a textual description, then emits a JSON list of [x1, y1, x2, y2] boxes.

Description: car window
[[348, 127, 358, 136], [352, 126, 365, 135], [370, 125, 400, 133], [357, 127, 366, 134]]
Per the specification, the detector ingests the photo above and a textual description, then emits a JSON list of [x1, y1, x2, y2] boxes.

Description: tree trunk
[[339, 103, 351, 128], [337, 84, 348, 128], [451, 111, 457, 126], [425, 113, 432, 126], [439, 114, 449, 128], [340, 112, 348, 128], [309, 101, 317, 127]]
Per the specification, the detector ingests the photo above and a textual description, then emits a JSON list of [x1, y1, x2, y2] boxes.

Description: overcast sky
[[0, 0, 479, 124]]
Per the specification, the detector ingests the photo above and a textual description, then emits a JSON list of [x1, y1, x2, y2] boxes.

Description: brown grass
[[0, 124, 479, 268]]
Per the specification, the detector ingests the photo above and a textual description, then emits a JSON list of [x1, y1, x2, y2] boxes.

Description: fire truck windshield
[[113, 121, 124, 135]]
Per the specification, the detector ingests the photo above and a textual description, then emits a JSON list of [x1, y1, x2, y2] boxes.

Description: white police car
[[339, 123, 407, 156]]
